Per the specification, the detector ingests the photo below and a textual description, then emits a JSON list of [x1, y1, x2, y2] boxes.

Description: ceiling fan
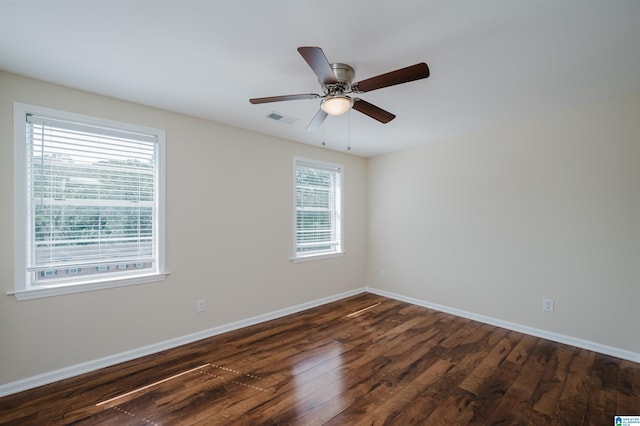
[[250, 46, 430, 130]]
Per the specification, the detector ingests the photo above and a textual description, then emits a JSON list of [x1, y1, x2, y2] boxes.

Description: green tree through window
[[21, 110, 162, 288]]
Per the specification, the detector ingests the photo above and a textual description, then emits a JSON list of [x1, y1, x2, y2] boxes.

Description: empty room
[[1, 1, 639, 424]]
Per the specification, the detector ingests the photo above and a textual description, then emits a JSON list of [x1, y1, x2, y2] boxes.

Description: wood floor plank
[[617, 360, 640, 415], [0, 293, 638, 425], [234, 302, 430, 424], [374, 325, 512, 425], [438, 317, 477, 349], [482, 339, 556, 425], [552, 348, 596, 425], [531, 344, 576, 417], [458, 331, 521, 395], [421, 386, 476, 424], [304, 314, 461, 424], [584, 354, 621, 425], [350, 358, 455, 426], [453, 342, 524, 423], [505, 333, 538, 365]]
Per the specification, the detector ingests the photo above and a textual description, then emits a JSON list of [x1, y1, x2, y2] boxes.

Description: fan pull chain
[[347, 109, 351, 151]]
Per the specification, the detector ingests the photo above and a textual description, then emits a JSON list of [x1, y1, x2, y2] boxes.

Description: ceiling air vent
[[267, 111, 297, 124]]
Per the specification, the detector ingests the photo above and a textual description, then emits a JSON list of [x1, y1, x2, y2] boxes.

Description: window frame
[[292, 156, 344, 263], [12, 102, 167, 300]]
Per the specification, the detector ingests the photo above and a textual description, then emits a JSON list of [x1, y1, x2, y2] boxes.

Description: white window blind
[[23, 111, 162, 288], [294, 158, 342, 259]]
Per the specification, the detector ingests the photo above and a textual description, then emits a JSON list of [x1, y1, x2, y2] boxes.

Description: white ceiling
[[1, 1, 639, 157]]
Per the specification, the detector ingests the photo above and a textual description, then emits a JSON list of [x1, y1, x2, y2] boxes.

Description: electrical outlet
[[196, 299, 206, 313], [542, 298, 554, 313], [379, 269, 385, 279]]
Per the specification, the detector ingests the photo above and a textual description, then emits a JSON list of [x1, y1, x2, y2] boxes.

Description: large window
[[293, 157, 343, 261], [13, 103, 166, 299]]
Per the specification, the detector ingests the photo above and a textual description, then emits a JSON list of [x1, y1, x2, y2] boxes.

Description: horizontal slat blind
[[26, 114, 158, 284], [295, 160, 342, 257]]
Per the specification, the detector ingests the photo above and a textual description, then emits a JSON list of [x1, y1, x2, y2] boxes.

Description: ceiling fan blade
[[352, 99, 396, 123], [250, 94, 320, 104], [306, 108, 328, 131], [297, 46, 338, 85], [353, 63, 430, 93]]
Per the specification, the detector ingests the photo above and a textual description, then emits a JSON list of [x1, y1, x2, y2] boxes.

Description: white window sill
[[7, 272, 169, 301], [290, 251, 345, 263]]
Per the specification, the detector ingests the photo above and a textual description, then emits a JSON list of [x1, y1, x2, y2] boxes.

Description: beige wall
[[2, 69, 639, 390], [367, 91, 640, 354], [0, 72, 368, 386]]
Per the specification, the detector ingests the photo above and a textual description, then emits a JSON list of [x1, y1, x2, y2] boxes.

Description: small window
[[13, 103, 166, 299], [293, 157, 343, 261]]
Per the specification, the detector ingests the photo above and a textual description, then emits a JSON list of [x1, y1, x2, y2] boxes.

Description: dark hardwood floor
[[1, 293, 639, 425]]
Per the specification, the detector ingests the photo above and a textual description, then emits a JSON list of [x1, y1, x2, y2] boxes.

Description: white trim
[[13, 103, 28, 298], [292, 156, 344, 261], [365, 286, 640, 364], [290, 251, 345, 263], [0, 287, 365, 397], [12, 102, 166, 297], [7, 272, 169, 301]]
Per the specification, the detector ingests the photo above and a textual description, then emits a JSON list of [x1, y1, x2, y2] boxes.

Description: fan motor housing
[[323, 63, 354, 96], [330, 63, 355, 84]]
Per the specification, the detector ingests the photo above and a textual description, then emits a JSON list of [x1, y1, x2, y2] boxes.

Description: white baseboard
[[365, 286, 640, 364], [0, 288, 366, 398], [3, 286, 638, 398]]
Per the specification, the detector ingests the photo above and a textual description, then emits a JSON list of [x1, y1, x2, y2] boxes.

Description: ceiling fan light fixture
[[321, 96, 352, 116]]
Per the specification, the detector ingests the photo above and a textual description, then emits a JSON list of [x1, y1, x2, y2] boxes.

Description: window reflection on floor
[[292, 344, 345, 419]]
